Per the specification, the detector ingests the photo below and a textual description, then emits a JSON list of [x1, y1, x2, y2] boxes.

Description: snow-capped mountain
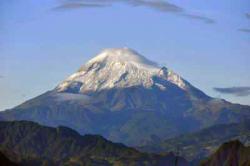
[[1, 48, 250, 146], [56, 48, 187, 93]]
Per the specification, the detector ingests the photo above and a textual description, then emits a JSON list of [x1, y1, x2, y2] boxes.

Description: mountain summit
[[56, 48, 187, 94], [86, 48, 158, 68], [1, 48, 250, 146]]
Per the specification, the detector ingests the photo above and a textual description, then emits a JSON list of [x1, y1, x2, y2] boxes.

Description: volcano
[[1, 48, 250, 146]]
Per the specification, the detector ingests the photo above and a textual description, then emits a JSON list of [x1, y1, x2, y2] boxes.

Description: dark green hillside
[[0, 121, 189, 166], [0, 151, 18, 166]]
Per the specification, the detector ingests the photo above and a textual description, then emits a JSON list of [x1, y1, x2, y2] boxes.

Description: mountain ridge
[[0, 120, 189, 166], [139, 120, 250, 161]]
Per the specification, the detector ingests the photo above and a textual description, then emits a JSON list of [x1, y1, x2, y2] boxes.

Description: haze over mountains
[[140, 120, 250, 161], [1, 48, 250, 148]]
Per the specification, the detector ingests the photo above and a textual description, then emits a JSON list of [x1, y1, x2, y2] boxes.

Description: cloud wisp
[[122, 0, 183, 13], [238, 28, 250, 33], [182, 13, 215, 24], [237, 13, 250, 33], [246, 13, 250, 19], [53, 0, 183, 12], [214, 87, 250, 97], [53, 0, 215, 24], [53, 2, 109, 10]]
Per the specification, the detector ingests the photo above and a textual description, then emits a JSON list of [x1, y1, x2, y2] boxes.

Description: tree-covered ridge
[[0, 121, 189, 166]]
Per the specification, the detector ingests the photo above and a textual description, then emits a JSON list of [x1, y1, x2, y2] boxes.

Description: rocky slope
[[200, 140, 250, 166]]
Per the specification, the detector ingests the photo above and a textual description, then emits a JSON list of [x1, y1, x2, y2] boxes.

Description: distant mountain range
[[0, 121, 189, 166], [139, 120, 250, 161], [0, 48, 250, 161]]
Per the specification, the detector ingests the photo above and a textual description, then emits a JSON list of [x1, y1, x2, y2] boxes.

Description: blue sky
[[0, 0, 250, 110]]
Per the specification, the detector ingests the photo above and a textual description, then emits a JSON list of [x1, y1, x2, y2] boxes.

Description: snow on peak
[[86, 48, 158, 69], [56, 48, 187, 93]]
